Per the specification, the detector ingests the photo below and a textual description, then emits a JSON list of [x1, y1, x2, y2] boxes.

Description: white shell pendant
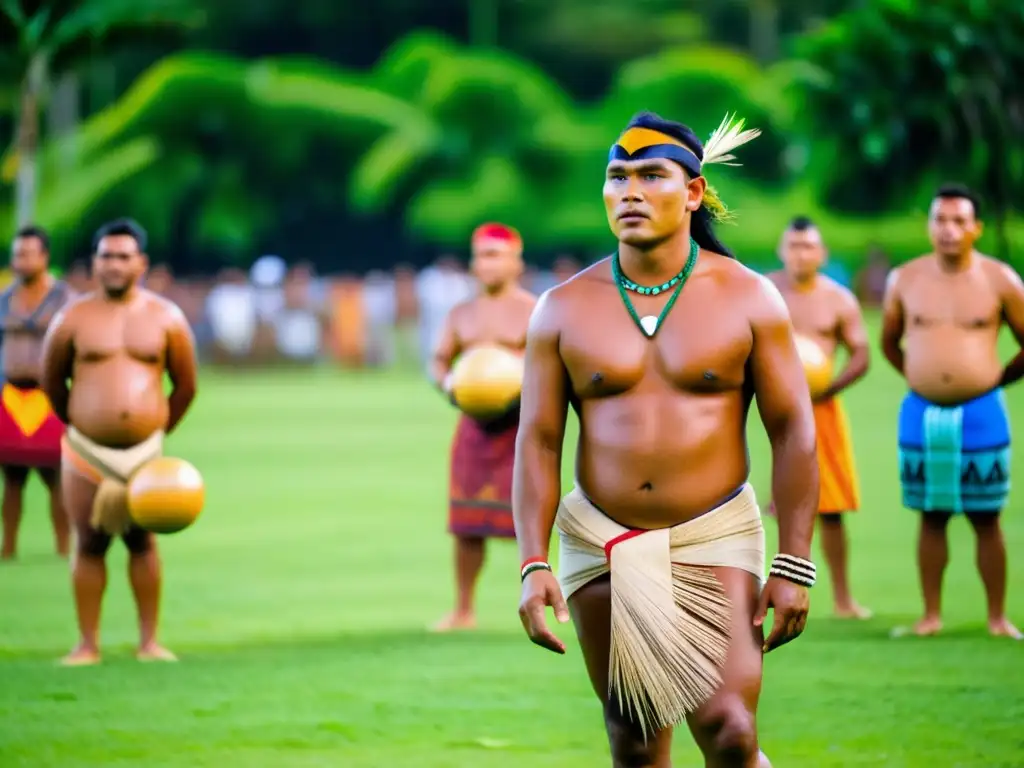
[[640, 315, 659, 337]]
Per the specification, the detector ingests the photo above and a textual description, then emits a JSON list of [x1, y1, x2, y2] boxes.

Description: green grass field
[[1, 323, 1022, 767]]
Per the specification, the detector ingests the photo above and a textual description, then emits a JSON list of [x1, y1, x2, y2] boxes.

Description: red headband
[[472, 223, 521, 247]]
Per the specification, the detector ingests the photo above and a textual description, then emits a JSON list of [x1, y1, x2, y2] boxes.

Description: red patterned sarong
[[448, 410, 518, 539], [0, 383, 64, 468]]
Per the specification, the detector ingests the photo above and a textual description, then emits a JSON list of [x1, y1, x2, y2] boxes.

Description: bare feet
[[890, 616, 942, 638], [430, 612, 477, 633], [834, 602, 873, 620], [911, 616, 943, 636], [136, 644, 178, 662], [988, 618, 1023, 640], [60, 645, 101, 666]]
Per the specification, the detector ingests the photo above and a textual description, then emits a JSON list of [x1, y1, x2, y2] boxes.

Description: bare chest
[[903, 276, 1000, 330], [455, 302, 532, 351], [75, 313, 168, 364], [779, 290, 839, 339], [560, 296, 752, 397], [2, 288, 59, 334]]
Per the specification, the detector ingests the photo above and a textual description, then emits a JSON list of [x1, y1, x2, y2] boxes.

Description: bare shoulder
[[821, 275, 861, 311], [52, 291, 97, 327], [444, 296, 477, 323], [143, 290, 190, 328], [763, 269, 786, 289], [890, 254, 934, 285], [978, 254, 1024, 294], [526, 266, 600, 337], [705, 255, 790, 325], [514, 286, 539, 310], [545, 258, 607, 304]]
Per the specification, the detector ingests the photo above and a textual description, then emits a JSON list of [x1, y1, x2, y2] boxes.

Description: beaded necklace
[[611, 237, 699, 337]]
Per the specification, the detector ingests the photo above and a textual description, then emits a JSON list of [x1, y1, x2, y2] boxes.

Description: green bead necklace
[[612, 237, 699, 338]]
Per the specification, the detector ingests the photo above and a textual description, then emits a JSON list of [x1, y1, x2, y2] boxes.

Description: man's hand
[[441, 373, 458, 407], [754, 576, 810, 653], [518, 569, 570, 654]]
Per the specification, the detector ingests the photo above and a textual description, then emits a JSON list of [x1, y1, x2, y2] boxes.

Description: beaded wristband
[[769, 553, 816, 588], [521, 558, 553, 581]]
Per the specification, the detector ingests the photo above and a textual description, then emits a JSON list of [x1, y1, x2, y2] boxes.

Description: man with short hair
[[882, 183, 1024, 640]]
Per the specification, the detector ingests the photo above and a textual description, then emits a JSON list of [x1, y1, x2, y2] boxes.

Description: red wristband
[[520, 556, 548, 570]]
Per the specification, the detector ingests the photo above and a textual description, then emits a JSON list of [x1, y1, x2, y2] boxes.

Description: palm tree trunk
[[49, 71, 81, 173], [15, 55, 47, 227]]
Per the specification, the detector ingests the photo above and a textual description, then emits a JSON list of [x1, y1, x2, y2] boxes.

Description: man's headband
[[472, 222, 522, 248], [608, 127, 702, 178], [607, 115, 762, 223]]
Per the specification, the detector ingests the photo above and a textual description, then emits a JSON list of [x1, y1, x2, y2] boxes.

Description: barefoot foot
[[890, 617, 942, 638], [834, 602, 873, 620], [60, 645, 101, 666], [429, 612, 476, 633], [136, 644, 178, 662], [988, 618, 1023, 640]]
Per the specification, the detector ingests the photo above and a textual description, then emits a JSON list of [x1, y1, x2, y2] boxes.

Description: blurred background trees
[[0, 0, 1020, 272]]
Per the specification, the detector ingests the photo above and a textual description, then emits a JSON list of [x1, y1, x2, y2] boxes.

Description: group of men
[[430, 113, 1022, 766], [3, 109, 1020, 766], [1, 218, 198, 666]]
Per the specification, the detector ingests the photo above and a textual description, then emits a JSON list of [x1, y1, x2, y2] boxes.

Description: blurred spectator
[[145, 263, 173, 296], [364, 269, 397, 366], [274, 262, 323, 363], [66, 260, 94, 294], [415, 255, 472, 366], [205, 268, 257, 361], [856, 246, 891, 307]]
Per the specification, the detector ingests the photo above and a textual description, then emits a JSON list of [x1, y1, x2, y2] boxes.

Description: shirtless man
[[41, 218, 198, 665], [430, 223, 536, 631], [515, 113, 818, 767], [881, 183, 1024, 640], [768, 217, 871, 619], [0, 226, 73, 559]]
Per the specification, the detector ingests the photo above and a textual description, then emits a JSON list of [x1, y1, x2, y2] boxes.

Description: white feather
[[702, 113, 762, 167]]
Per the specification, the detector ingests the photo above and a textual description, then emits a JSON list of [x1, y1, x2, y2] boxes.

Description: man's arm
[[749, 278, 818, 560], [429, 308, 462, 395], [821, 287, 870, 400], [997, 263, 1024, 388], [512, 292, 569, 563], [880, 268, 906, 375], [40, 308, 76, 423], [165, 307, 199, 434]]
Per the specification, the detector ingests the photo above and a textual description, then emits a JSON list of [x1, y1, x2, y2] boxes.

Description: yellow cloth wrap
[[63, 427, 164, 536], [556, 484, 765, 736]]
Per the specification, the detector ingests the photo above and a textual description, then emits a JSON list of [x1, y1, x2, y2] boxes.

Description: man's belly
[[575, 398, 750, 529], [68, 363, 169, 447], [903, 329, 1002, 405], [1, 335, 44, 383]]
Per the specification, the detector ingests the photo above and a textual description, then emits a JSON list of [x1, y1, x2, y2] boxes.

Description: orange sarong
[[0, 383, 64, 468], [813, 398, 860, 513]]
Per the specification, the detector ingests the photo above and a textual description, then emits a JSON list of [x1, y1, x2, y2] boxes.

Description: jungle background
[[1, 0, 1021, 280]]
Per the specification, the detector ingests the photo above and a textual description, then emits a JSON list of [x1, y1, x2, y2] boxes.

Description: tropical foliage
[[0, 0, 203, 225], [0, 2, 1021, 271], [795, 0, 1024, 258]]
